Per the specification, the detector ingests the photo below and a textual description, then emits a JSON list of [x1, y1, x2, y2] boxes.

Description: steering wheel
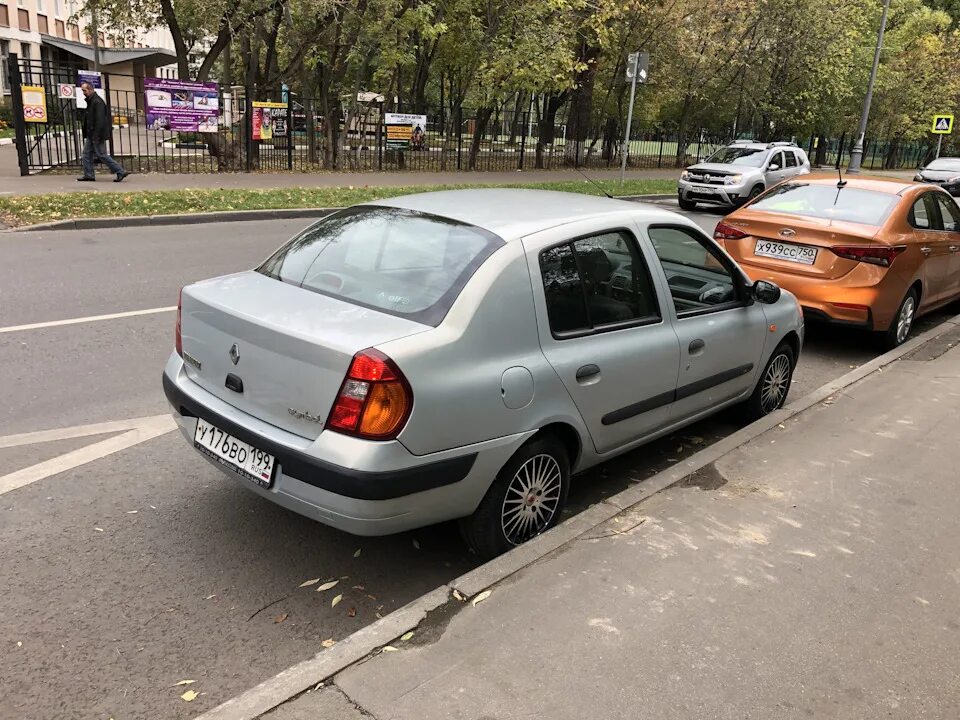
[[309, 271, 349, 293]]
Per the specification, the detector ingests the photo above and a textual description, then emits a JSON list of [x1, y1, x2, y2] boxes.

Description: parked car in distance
[[714, 175, 960, 349], [163, 190, 803, 559], [915, 157, 960, 196], [679, 141, 811, 211]]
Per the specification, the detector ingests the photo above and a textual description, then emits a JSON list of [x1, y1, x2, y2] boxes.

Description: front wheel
[[741, 184, 764, 205], [678, 197, 697, 211], [880, 289, 918, 350], [459, 435, 570, 561], [742, 343, 795, 422]]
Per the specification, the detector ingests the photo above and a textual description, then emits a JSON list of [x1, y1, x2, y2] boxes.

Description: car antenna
[[575, 166, 614, 199], [837, 166, 847, 188]]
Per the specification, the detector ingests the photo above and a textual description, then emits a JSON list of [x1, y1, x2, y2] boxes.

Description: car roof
[[367, 189, 688, 240], [789, 173, 915, 195]]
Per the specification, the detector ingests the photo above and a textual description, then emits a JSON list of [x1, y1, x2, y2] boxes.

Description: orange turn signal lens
[[357, 381, 411, 438]]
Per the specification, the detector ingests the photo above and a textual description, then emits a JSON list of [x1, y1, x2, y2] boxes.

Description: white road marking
[[0, 306, 176, 334], [0, 415, 176, 495], [0, 414, 172, 449]]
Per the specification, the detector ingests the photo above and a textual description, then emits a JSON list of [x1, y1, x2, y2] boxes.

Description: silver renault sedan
[[163, 190, 803, 558]]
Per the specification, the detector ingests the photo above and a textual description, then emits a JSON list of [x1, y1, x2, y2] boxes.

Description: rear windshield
[[749, 183, 898, 226], [258, 206, 503, 326], [926, 158, 960, 172]]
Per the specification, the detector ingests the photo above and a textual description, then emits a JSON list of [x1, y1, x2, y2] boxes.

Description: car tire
[[881, 288, 918, 350], [742, 342, 795, 422], [678, 197, 697, 211], [459, 435, 570, 561], [744, 184, 765, 204]]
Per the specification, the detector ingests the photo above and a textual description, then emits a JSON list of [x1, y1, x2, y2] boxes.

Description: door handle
[[575, 364, 601, 382], [688, 339, 706, 354], [921, 246, 933, 255], [950, 245, 960, 253]]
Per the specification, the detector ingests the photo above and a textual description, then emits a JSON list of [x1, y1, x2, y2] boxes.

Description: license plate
[[754, 239, 818, 265], [194, 418, 275, 488]]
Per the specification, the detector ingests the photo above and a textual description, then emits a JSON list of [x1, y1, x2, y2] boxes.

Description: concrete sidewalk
[[268, 338, 960, 720]]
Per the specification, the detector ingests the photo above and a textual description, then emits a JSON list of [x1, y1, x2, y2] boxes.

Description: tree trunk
[[158, 0, 191, 79], [468, 106, 494, 171], [564, 43, 600, 166], [814, 134, 827, 167], [536, 93, 564, 169], [601, 116, 617, 163], [507, 91, 524, 146]]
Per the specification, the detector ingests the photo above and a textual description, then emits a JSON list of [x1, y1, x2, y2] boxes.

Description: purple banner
[[144, 77, 220, 132]]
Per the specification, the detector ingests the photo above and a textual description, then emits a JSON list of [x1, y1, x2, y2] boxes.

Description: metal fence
[[7, 56, 942, 177]]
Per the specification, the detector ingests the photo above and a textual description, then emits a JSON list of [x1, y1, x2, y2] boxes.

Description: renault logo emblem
[[779, 228, 796, 238], [704, 174, 712, 183], [229, 343, 240, 365]]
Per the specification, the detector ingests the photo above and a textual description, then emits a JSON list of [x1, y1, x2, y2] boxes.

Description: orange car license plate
[[755, 239, 818, 265]]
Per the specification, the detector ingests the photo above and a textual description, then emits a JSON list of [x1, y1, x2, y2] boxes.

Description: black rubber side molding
[[163, 373, 476, 501]]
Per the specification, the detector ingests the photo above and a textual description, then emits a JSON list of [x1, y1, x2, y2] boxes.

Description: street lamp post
[[848, 0, 891, 173]]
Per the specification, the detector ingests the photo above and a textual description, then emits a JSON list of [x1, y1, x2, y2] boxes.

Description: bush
[[0, 100, 12, 126]]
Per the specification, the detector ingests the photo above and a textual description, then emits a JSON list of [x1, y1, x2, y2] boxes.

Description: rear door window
[[258, 206, 503, 326], [910, 195, 943, 230], [784, 151, 798, 168], [539, 230, 660, 337]]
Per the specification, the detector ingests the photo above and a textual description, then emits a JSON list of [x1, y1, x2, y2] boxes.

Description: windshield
[[258, 206, 503, 326], [705, 147, 767, 167], [749, 183, 898, 226], [925, 158, 960, 173]]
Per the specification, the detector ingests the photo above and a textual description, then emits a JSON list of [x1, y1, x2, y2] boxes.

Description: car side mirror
[[753, 280, 781, 304], [768, 164, 780, 172]]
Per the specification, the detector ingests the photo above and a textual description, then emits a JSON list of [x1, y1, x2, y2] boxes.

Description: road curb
[[17, 207, 339, 232], [195, 313, 960, 720], [10, 194, 673, 233]]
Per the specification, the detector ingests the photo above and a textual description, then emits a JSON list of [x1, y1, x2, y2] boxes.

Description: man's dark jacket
[[81, 92, 110, 143]]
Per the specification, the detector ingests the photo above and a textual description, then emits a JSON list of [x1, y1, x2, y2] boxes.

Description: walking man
[[78, 82, 129, 182]]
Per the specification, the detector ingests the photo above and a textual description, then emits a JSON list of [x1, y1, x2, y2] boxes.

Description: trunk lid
[[180, 271, 429, 440], [721, 211, 883, 280]]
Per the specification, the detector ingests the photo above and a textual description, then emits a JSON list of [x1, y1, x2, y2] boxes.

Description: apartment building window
[[69, 22, 78, 40], [54, 18, 63, 36], [0, 5, 9, 26], [37, 13, 47, 33], [1, 40, 9, 94], [17, 8, 28, 29]]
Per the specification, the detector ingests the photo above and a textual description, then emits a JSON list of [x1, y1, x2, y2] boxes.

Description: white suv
[[678, 141, 811, 211]]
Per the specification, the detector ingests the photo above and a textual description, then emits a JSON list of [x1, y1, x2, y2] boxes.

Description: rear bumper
[[163, 355, 530, 535]]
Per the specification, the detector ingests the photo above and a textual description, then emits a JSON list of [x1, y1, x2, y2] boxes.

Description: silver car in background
[[679, 141, 811, 210], [163, 190, 804, 559]]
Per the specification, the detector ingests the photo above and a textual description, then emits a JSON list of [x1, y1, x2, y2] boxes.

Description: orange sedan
[[714, 175, 960, 348]]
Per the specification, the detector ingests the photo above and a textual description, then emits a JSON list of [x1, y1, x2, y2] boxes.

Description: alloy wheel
[[896, 296, 915, 345], [761, 353, 792, 413], [500, 454, 563, 546]]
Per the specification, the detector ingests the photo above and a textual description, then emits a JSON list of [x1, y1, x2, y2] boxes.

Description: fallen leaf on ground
[[173, 680, 195, 687], [321, 639, 336, 648], [366, 594, 377, 601], [274, 613, 288, 624], [299, 578, 320, 588], [382, 646, 398, 653], [126, 510, 138, 514], [472, 590, 492, 606], [376, 612, 382, 619], [331, 594, 343, 608], [17, 641, 22, 648], [400, 631, 414, 641], [181, 690, 199, 702], [315, 580, 338, 592], [352, 585, 365, 591], [94, 528, 104, 532], [353, 549, 362, 558], [347, 607, 356, 618], [204, 594, 216, 600], [453, 590, 465, 602], [412, 539, 421, 550]]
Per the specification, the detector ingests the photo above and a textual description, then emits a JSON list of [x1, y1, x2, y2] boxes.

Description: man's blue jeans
[[81, 138, 124, 178]]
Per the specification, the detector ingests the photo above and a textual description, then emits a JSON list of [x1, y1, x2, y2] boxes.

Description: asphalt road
[[1, 209, 956, 720]]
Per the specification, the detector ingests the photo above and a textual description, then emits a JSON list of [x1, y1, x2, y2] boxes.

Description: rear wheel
[[678, 197, 697, 211], [459, 435, 570, 561], [881, 289, 918, 350], [742, 343, 795, 422]]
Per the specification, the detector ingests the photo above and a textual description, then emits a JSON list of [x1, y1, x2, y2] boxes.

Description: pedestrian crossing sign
[[932, 114, 954, 134]]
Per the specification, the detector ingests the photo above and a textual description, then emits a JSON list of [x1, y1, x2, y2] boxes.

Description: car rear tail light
[[328, 349, 412, 440], [830, 245, 906, 267], [714, 222, 749, 241], [175, 288, 183, 357]]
